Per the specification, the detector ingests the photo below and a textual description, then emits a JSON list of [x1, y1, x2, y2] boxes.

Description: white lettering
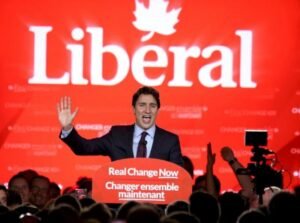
[[66, 27, 88, 85], [168, 46, 200, 87], [28, 26, 255, 88], [87, 27, 129, 85], [159, 168, 179, 178], [132, 45, 167, 86], [236, 30, 256, 87], [127, 168, 158, 178], [108, 167, 126, 176], [199, 45, 236, 87], [29, 26, 69, 84]]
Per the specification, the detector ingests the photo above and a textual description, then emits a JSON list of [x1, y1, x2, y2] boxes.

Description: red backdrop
[[1, 0, 300, 191]]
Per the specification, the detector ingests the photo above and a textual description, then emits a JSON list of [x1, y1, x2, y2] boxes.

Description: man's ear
[[132, 106, 136, 115]]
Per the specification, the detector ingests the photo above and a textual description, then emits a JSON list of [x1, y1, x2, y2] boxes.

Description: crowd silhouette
[[1, 145, 300, 223]]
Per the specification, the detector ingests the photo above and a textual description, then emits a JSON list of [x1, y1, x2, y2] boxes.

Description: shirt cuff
[[60, 128, 73, 138]]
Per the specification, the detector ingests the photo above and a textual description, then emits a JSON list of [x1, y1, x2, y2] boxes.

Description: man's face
[[10, 177, 30, 202], [0, 189, 7, 206], [29, 178, 50, 208], [133, 94, 159, 130]]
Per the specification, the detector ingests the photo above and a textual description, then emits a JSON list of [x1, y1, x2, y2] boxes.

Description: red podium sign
[[92, 158, 193, 204]]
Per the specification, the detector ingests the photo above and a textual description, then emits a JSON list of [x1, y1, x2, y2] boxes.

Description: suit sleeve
[[169, 135, 184, 167], [60, 128, 111, 156]]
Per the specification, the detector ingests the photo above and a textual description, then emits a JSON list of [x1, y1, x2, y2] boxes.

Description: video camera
[[238, 130, 283, 204]]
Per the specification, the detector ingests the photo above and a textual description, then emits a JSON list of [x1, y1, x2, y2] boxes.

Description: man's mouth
[[142, 115, 151, 123]]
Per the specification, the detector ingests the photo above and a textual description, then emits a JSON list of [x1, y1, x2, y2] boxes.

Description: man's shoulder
[[110, 124, 134, 132], [156, 126, 178, 138]]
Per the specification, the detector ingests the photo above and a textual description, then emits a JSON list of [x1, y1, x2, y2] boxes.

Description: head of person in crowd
[[17, 169, 39, 184], [236, 208, 268, 223], [6, 189, 22, 209], [49, 181, 61, 200], [189, 190, 220, 223], [115, 200, 140, 221], [29, 175, 51, 209], [47, 204, 81, 223], [0, 185, 8, 206], [165, 200, 190, 216], [162, 211, 200, 223], [126, 203, 161, 223], [8, 174, 30, 203], [76, 176, 92, 198], [54, 194, 82, 212], [249, 185, 281, 208], [218, 191, 249, 223], [192, 174, 221, 195], [268, 190, 300, 223], [182, 155, 194, 179], [81, 202, 113, 223], [293, 184, 300, 197]]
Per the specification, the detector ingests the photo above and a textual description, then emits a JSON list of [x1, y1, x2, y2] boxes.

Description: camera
[[245, 130, 273, 162], [245, 130, 268, 147], [237, 130, 283, 204]]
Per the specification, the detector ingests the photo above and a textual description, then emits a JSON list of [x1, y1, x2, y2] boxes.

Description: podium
[[92, 158, 193, 204]]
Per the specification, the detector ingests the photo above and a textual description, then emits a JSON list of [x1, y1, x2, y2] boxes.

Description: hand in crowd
[[206, 142, 216, 170], [220, 146, 235, 162]]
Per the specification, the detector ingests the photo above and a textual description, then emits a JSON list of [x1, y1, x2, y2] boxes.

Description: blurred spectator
[[76, 176, 92, 198], [81, 202, 113, 223], [6, 189, 22, 209], [236, 208, 268, 223], [80, 197, 96, 210], [189, 190, 220, 223], [54, 194, 81, 212], [49, 181, 61, 200], [0, 185, 8, 206], [17, 169, 39, 184], [165, 200, 189, 215], [47, 204, 81, 223], [218, 191, 249, 223], [29, 175, 51, 209], [162, 211, 200, 223], [126, 203, 160, 223], [8, 174, 30, 203], [268, 191, 300, 223], [182, 155, 194, 179], [115, 200, 140, 221]]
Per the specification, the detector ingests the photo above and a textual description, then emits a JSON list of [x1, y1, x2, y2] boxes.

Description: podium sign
[[92, 158, 193, 204]]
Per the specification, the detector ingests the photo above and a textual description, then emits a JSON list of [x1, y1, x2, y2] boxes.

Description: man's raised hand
[[56, 96, 78, 131]]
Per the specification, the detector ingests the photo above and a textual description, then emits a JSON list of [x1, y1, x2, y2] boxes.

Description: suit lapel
[[125, 125, 135, 158], [149, 126, 162, 158]]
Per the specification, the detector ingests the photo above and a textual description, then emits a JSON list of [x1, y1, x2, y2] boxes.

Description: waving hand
[[56, 96, 78, 131]]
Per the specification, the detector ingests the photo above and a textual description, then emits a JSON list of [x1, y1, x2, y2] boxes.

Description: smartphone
[[75, 188, 88, 199]]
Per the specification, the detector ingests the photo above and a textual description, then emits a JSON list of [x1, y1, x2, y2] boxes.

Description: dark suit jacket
[[60, 125, 184, 167]]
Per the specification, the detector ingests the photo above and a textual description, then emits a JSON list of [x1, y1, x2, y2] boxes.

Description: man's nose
[[145, 105, 151, 113]]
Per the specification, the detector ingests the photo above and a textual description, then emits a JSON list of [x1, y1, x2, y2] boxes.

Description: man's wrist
[[63, 124, 73, 131]]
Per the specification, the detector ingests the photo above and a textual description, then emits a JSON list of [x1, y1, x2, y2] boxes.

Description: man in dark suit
[[57, 86, 183, 166]]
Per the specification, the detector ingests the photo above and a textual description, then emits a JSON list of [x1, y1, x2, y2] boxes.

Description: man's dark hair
[[132, 86, 160, 109], [8, 174, 28, 189], [30, 175, 51, 189]]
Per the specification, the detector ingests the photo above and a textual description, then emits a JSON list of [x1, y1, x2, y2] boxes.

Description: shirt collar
[[134, 124, 156, 138]]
